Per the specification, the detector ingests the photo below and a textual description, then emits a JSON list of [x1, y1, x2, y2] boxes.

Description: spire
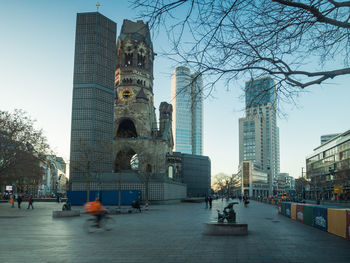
[[96, 1, 100, 12]]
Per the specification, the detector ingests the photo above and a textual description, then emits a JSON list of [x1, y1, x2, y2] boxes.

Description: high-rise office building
[[239, 76, 280, 195], [69, 12, 116, 183], [171, 66, 203, 155]]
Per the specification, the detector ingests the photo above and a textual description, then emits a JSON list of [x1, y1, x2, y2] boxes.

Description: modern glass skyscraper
[[239, 76, 280, 195], [171, 66, 203, 155], [245, 77, 275, 107], [69, 12, 116, 182]]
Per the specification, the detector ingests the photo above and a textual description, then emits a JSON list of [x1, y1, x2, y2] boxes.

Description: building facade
[[306, 130, 350, 200], [69, 12, 116, 182], [275, 172, 295, 196], [171, 66, 203, 155], [239, 76, 280, 195], [166, 152, 211, 197], [181, 153, 211, 197], [233, 161, 269, 197], [321, 133, 340, 145], [40, 156, 67, 196]]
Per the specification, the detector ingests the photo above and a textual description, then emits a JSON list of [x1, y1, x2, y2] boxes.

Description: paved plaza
[[0, 199, 349, 263]]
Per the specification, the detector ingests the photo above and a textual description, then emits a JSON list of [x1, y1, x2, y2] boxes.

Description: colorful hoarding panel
[[303, 205, 314, 227], [327, 208, 347, 238], [291, 203, 297, 220], [296, 204, 304, 223], [347, 210, 350, 240], [313, 206, 328, 231], [285, 203, 291, 218], [278, 201, 282, 214]]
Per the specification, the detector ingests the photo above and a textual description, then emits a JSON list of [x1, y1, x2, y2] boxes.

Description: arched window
[[137, 49, 145, 68], [125, 53, 133, 66], [114, 148, 137, 172], [168, 166, 174, 179], [116, 119, 137, 138]]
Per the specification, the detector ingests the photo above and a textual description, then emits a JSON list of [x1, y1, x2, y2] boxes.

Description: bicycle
[[83, 213, 116, 233]]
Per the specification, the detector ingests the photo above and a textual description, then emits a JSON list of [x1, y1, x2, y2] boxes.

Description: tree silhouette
[[0, 109, 50, 189], [70, 139, 112, 202], [132, 0, 350, 103]]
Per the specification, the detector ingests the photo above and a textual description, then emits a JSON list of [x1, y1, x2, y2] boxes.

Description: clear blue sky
[[1, 0, 349, 179]]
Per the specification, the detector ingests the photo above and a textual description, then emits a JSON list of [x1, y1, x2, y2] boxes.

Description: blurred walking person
[[17, 195, 22, 209], [205, 196, 209, 209], [9, 195, 14, 208], [208, 196, 213, 209], [27, 196, 34, 209]]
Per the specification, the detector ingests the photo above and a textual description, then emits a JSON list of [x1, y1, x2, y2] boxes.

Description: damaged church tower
[[113, 20, 185, 201], [114, 19, 173, 174]]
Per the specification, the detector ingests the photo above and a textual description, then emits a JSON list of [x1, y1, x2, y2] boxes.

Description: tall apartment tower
[[239, 76, 280, 195], [171, 66, 203, 155], [69, 12, 116, 183]]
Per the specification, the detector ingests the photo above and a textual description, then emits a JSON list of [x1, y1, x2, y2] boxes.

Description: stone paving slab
[[0, 199, 349, 263]]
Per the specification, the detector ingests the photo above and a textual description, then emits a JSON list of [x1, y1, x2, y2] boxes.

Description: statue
[[217, 202, 238, 223]]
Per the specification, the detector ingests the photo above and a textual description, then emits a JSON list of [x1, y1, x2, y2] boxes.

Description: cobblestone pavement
[[0, 199, 349, 263]]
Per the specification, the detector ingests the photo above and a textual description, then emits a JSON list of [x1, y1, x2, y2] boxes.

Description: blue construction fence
[[67, 190, 141, 206]]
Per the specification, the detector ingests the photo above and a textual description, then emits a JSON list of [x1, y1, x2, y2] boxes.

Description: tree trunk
[[86, 161, 90, 202], [86, 175, 90, 202], [145, 171, 149, 204], [118, 173, 122, 209]]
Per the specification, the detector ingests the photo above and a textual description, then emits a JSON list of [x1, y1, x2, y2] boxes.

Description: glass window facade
[[306, 130, 350, 200], [171, 67, 203, 155], [180, 153, 211, 197], [245, 77, 275, 107], [70, 13, 116, 181]]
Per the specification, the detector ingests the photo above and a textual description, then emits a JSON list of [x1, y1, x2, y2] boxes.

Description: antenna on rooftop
[[96, 1, 101, 12]]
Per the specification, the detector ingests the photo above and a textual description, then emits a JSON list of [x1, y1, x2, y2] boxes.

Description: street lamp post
[[301, 167, 305, 200]]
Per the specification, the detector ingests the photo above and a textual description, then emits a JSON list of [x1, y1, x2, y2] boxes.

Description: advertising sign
[[333, 185, 343, 194], [6, 185, 13, 191]]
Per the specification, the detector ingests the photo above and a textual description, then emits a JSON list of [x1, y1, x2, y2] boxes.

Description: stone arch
[[114, 148, 137, 172], [117, 118, 137, 138]]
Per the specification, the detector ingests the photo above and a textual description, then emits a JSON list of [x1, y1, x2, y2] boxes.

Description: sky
[[1, 0, 349, 179]]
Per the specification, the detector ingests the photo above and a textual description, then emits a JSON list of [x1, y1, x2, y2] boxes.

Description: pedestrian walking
[[17, 195, 22, 209], [56, 194, 60, 203], [208, 196, 213, 209], [205, 196, 209, 209], [243, 195, 249, 207], [27, 196, 34, 209], [9, 196, 14, 208]]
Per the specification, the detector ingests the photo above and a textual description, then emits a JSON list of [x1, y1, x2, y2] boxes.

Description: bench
[[52, 210, 80, 218], [203, 222, 248, 236]]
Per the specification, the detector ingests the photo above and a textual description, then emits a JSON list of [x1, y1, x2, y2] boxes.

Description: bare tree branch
[[131, 0, 350, 104]]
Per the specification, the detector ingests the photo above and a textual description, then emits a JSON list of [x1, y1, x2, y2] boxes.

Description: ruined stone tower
[[113, 20, 173, 175]]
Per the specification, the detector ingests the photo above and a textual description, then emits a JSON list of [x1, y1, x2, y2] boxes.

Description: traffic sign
[[334, 185, 343, 194]]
